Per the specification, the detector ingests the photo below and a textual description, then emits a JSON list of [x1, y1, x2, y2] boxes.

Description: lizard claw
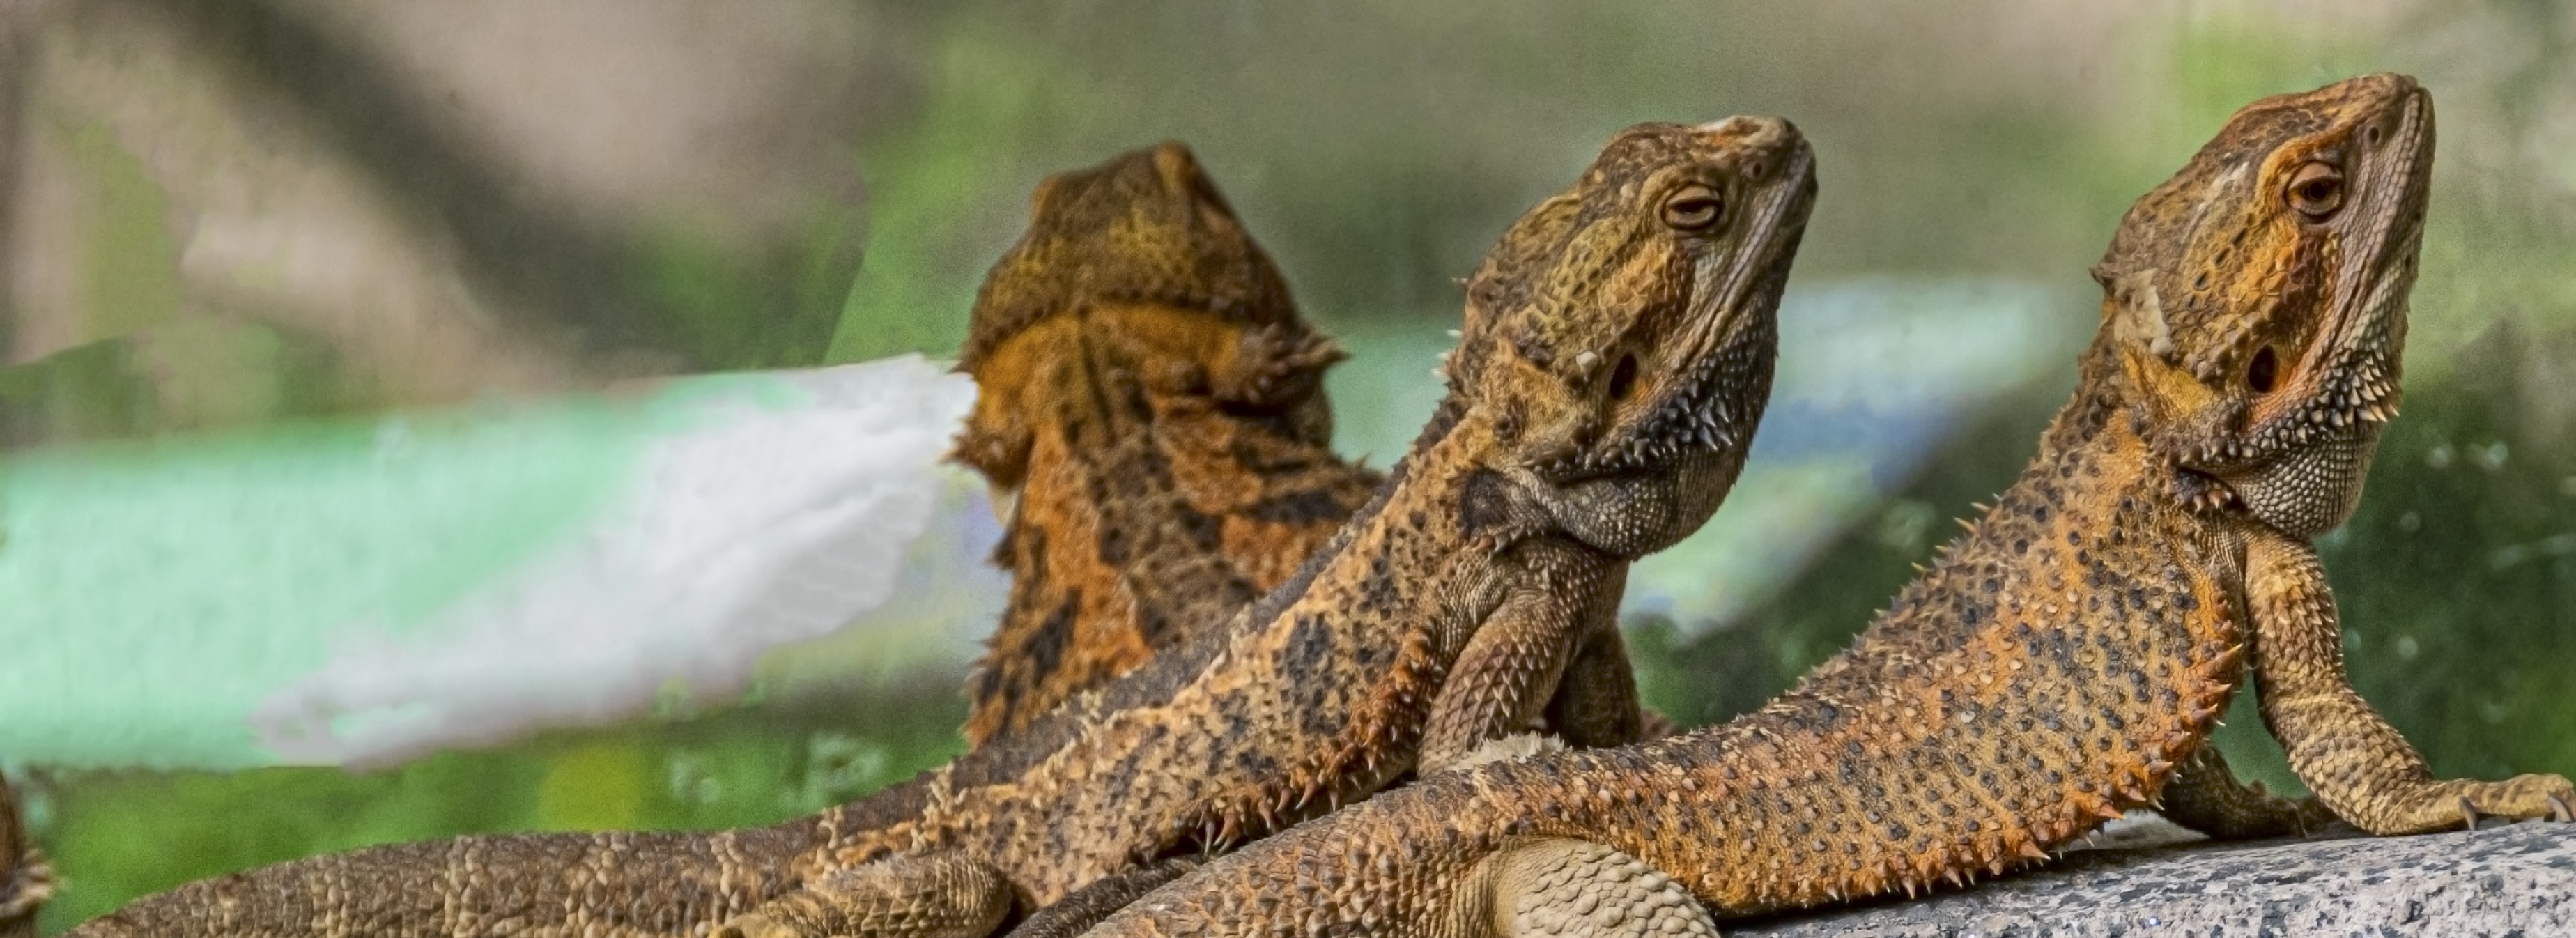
[[1224, 324, 1342, 408], [2458, 796, 2481, 832], [2549, 794, 2573, 824], [0, 848, 56, 921]]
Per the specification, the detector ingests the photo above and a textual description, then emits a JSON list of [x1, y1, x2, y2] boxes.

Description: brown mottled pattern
[[1081, 73, 2573, 938], [68, 117, 1818, 937], [952, 142, 1382, 745]]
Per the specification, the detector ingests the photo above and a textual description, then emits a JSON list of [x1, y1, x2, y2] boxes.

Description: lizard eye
[[2285, 162, 2344, 221], [2246, 345, 2279, 394], [1661, 185, 1725, 233]]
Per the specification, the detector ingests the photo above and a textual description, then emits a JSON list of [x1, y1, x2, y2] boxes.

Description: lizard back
[[952, 142, 1382, 746]]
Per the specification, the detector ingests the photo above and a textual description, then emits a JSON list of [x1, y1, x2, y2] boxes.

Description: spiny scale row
[[1557, 339, 1762, 476]]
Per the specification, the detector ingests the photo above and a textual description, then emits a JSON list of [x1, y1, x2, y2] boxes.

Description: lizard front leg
[[1452, 838, 1718, 938], [2154, 744, 2334, 839], [718, 852, 1013, 938], [2244, 532, 2575, 834], [1419, 549, 1623, 772], [1538, 571, 1657, 750]]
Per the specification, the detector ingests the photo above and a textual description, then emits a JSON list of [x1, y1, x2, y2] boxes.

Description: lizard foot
[[1470, 838, 1719, 938], [1, 847, 56, 922], [1217, 323, 1343, 409], [2460, 787, 2576, 831], [2460, 774, 2576, 830], [716, 852, 1012, 938], [2394, 773, 2576, 834], [2150, 744, 2334, 840]]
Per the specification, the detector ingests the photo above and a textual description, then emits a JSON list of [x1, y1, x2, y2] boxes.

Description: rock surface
[[1736, 822, 2574, 937]]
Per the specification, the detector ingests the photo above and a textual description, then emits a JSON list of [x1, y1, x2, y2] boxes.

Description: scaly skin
[[955, 142, 1674, 758], [1, 774, 52, 938], [1079, 74, 2575, 938], [68, 116, 1818, 938], [950, 141, 1382, 746], [958, 144, 1627, 935]]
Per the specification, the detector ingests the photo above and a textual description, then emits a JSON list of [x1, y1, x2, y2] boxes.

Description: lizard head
[[953, 141, 1321, 491], [1451, 117, 1816, 558], [2092, 73, 2432, 537]]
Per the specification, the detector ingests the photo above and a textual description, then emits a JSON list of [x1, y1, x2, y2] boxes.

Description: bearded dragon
[[67, 116, 1819, 938], [1073, 72, 2575, 938], [949, 141, 1383, 746]]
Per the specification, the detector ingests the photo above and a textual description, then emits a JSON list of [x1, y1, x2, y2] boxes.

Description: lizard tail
[[68, 820, 822, 937], [1, 772, 54, 938]]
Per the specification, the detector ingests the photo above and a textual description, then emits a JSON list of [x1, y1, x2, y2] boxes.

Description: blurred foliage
[[0, 340, 151, 445], [626, 207, 865, 374]]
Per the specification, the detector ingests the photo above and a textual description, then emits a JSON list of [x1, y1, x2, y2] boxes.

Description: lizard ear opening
[[1606, 352, 1640, 401], [2246, 346, 2281, 394]]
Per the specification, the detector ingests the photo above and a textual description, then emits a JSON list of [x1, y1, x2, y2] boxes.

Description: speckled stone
[[1737, 823, 2575, 937]]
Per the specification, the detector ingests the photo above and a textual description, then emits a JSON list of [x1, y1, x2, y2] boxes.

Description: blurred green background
[[3, 1, 2574, 930]]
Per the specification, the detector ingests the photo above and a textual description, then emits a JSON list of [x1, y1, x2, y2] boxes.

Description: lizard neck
[[965, 326, 1265, 743], [1444, 409, 2250, 915]]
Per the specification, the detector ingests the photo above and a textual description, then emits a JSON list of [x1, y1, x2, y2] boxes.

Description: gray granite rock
[[1734, 822, 2575, 937]]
